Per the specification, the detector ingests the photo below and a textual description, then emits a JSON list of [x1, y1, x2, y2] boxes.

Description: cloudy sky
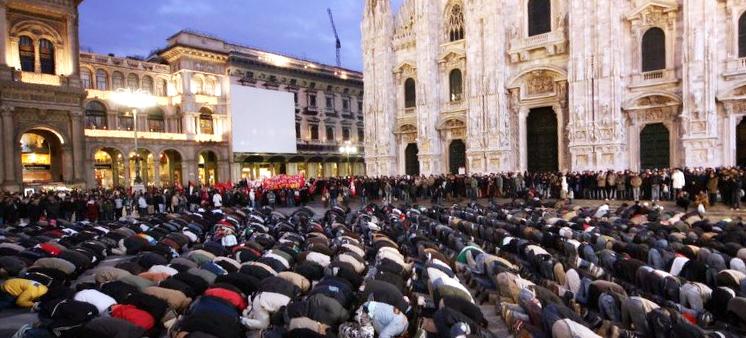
[[79, 0, 405, 71]]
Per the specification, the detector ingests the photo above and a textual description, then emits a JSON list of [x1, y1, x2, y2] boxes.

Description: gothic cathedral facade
[[362, 0, 746, 176]]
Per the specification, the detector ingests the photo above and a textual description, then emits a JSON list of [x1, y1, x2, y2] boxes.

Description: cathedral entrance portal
[[640, 123, 670, 170], [405, 143, 420, 175], [738, 119, 746, 167], [526, 107, 558, 172], [448, 139, 466, 174]]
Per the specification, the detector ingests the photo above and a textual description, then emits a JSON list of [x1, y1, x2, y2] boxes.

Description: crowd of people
[[325, 167, 746, 210], [0, 194, 502, 338], [0, 167, 745, 337], [0, 186, 745, 338], [1, 167, 745, 228]]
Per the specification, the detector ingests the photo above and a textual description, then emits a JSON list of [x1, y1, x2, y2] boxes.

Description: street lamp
[[111, 88, 156, 187], [339, 141, 358, 177]]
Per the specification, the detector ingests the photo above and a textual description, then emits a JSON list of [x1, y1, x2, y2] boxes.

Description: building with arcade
[[0, 0, 363, 192]]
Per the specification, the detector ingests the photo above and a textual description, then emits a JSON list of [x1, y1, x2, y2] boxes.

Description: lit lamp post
[[338, 141, 358, 177], [111, 88, 156, 188]]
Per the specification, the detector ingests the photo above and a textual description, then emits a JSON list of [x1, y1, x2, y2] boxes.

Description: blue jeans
[[598, 293, 621, 322]]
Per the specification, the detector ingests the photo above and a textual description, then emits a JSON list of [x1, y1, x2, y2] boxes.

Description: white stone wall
[[363, 0, 746, 175]]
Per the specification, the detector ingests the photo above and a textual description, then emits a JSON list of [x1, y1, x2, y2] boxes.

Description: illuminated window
[[19, 36, 35, 72], [142, 75, 154, 94], [310, 125, 319, 140], [205, 78, 215, 95], [39, 39, 55, 74], [147, 108, 165, 132], [199, 107, 214, 134], [118, 113, 134, 131], [127, 73, 139, 90], [96, 69, 108, 90], [20, 133, 53, 182], [80, 68, 92, 89], [112, 71, 124, 90], [85, 101, 107, 129], [326, 126, 334, 140], [192, 77, 204, 94]]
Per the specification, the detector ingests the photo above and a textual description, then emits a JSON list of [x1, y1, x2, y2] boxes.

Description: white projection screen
[[230, 85, 297, 154]]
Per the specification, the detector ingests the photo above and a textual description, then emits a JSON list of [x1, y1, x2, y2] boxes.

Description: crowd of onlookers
[[331, 167, 746, 210], [2, 166, 745, 228]]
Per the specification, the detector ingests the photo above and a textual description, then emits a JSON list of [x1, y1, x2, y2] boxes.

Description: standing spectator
[[596, 171, 607, 200], [606, 171, 617, 200], [729, 171, 743, 211], [137, 193, 148, 217], [630, 172, 642, 201], [707, 172, 719, 206], [672, 168, 686, 199], [212, 190, 222, 208]]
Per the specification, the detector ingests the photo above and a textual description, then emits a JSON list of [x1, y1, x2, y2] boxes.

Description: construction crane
[[327, 8, 342, 67]]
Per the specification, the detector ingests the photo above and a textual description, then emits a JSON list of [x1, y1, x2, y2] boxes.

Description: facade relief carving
[[526, 71, 555, 96]]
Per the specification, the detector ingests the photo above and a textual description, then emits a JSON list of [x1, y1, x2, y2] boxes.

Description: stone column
[[518, 109, 528, 172], [70, 110, 85, 183], [183, 160, 197, 185], [60, 144, 73, 183], [2, 106, 15, 188], [0, 3, 8, 66], [217, 160, 229, 183], [67, 12, 80, 76], [153, 159, 161, 186], [230, 162, 242, 182], [122, 158, 131, 187], [628, 120, 641, 171], [84, 158, 95, 188]]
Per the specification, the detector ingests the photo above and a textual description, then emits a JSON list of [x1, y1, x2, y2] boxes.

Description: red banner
[[261, 175, 306, 190]]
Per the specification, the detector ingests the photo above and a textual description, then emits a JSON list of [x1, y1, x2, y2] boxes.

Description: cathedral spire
[[364, 0, 391, 16]]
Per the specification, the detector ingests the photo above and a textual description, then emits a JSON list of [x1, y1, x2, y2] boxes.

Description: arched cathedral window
[[528, 0, 551, 36], [449, 69, 463, 102], [404, 78, 416, 108], [642, 27, 666, 72], [446, 3, 465, 42]]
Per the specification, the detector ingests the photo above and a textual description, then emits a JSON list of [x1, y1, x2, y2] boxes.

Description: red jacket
[[38, 243, 61, 256], [111, 304, 155, 330], [204, 287, 246, 310]]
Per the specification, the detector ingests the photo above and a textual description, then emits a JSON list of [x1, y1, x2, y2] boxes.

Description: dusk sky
[[79, 0, 405, 71]]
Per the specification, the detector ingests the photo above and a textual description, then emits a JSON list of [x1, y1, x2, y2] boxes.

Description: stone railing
[[84, 129, 223, 143], [508, 30, 567, 62], [80, 52, 171, 73], [723, 57, 746, 78], [442, 98, 467, 113], [629, 69, 677, 89], [17, 71, 62, 86]]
